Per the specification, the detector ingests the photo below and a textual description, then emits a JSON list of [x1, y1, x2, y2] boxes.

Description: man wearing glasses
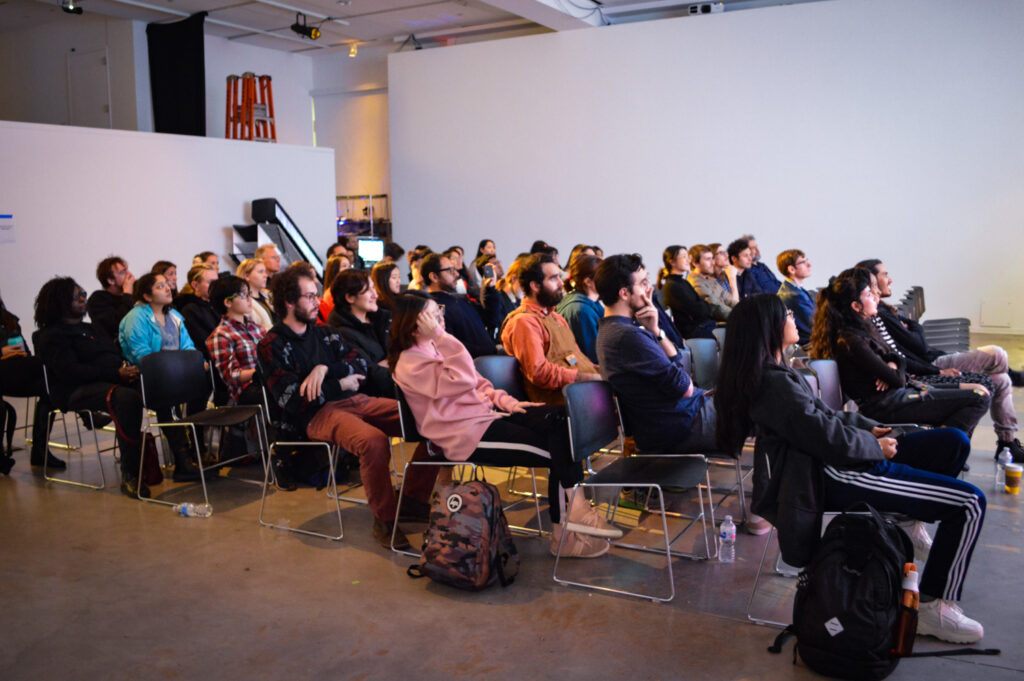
[[257, 267, 436, 549], [776, 248, 816, 347], [421, 252, 498, 358]]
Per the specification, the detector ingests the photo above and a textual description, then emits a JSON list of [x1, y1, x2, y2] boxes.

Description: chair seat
[[589, 456, 707, 490], [186, 405, 262, 428]]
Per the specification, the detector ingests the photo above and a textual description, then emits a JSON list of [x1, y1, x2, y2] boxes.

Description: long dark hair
[[714, 294, 789, 454], [371, 261, 399, 310], [808, 267, 873, 360], [387, 290, 433, 373]]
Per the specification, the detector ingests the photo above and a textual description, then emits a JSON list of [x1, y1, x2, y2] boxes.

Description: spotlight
[[291, 13, 320, 40], [61, 0, 84, 14], [348, 43, 358, 58]]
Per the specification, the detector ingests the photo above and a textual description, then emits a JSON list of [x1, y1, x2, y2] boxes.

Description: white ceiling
[[0, 0, 825, 53]]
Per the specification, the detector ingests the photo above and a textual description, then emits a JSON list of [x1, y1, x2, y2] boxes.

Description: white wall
[[0, 120, 336, 325], [389, 0, 1024, 332], [0, 14, 139, 130], [205, 34, 315, 146]]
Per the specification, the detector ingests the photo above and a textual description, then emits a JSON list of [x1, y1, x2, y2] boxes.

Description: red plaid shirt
[[206, 316, 265, 402]]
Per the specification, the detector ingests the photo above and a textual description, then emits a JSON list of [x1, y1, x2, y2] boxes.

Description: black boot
[[0, 456, 13, 476], [31, 449, 66, 470], [172, 450, 202, 482]]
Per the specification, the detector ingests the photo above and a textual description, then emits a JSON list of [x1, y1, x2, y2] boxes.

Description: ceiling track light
[[348, 42, 357, 58], [290, 12, 320, 40], [61, 0, 84, 14]]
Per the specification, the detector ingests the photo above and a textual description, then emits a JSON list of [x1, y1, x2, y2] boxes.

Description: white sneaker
[[916, 599, 984, 644], [565, 495, 623, 538], [550, 523, 610, 559], [900, 520, 933, 563]]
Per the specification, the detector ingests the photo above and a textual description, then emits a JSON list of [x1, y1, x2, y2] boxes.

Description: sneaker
[[1007, 368, 1024, 387], [397, 497, 432, 523], [916, 599, 984, 644], [996, 438, 1024, 464], [899, 520, 933, 563], [565, 494, 623, 538], [744, 513, 773, 536], [549, 523, 610, 559], [373, 519, 411, 551], [271, 455, 297, 492]]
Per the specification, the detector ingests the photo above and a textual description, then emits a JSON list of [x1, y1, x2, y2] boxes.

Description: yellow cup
[[1005, 463, 1022, 495]]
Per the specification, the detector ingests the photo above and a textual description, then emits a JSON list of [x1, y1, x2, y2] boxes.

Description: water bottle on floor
[[719, 515, 736, 563], [996, 450, 1012, 489], [172, 502, 213, 518]]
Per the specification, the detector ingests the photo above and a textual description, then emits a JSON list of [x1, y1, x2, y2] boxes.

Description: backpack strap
[[767, 626, 795, 655], [903, 647, 1000, 658], [407, 565, 427, 580]]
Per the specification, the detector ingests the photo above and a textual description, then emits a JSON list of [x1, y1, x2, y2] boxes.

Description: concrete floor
[[1, 334, 1022, 681]]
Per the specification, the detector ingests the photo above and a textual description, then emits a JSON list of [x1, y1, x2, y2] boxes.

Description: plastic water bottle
[[719, 515, 737, 563], [995, 449, 1012, 489], [172, 502, 213, 518]]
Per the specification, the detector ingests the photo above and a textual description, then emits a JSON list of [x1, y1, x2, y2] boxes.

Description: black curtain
[[147, 12, 207, 136]]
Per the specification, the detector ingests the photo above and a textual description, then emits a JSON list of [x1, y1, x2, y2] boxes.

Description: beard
[[536, 286, 563, 308], [295, 304, 319, 325]]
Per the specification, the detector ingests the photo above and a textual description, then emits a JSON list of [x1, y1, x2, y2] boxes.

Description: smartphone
[[483, 264, 495, 279]]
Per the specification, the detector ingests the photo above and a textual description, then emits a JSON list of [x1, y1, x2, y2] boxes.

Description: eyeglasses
[[225, 290, 251, 302], [298, 292, 319, 302], [439, 267, 457, 274]]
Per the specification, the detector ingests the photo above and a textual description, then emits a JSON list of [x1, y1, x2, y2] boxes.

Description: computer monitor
[[357, 238, 385, 265]]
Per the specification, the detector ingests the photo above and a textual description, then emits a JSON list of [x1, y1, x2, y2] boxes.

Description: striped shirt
[[871, 316, 904, 358]]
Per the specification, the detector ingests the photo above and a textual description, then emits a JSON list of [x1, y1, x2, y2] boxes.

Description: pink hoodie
[[393, 330, 520, 461]]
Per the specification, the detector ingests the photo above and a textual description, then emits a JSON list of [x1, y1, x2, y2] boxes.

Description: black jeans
[[0, 354, 51, 459], [858, 385, 990, 437]]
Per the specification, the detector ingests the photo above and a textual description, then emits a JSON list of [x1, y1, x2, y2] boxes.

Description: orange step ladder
[[226, 73, 276, 142]]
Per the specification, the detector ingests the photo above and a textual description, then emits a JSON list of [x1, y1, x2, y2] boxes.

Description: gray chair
[[552, 380, 713, 603], [711, 326, 726, 349], [807, 359, 843, 411], [683, 337, 719, 389]]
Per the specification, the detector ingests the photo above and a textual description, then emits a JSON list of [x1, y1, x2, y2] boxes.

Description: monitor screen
[[358, 238, 385, 264]]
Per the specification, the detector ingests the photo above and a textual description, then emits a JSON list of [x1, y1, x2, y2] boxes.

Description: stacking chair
[[683, 337, 719, 389], [137, 350, 267, 508], [922, 317, 971, 353], [553, 380, 713, 603], [807, 359, 844, 411], [38, 366, 113, 490], [256, 379, 343, 541], [390, 385, 545, 557], [711, 326, 726, 349]]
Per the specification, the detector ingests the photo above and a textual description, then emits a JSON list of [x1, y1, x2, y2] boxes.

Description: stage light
[[291, 13, 320, 40], [61, 0, 84, 14], [348, 43, 357, 58]]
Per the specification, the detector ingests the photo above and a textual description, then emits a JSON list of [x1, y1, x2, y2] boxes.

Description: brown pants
[[306, 394, 435, 523]]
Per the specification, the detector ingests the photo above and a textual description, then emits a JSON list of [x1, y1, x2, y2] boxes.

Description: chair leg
[[746, 526, 790, 628], [43, 410, 106, 490], [259, 442, 343, 541]]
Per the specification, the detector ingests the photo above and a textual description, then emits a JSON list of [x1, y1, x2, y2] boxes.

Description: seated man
[[776, 248, 816, 346], [738, 234, 782, 295], [501, 254, 601, 405], [859, 258, 1024, 462], [421, 252, 498, 358], [687, 244, 733, 321], [726, 238, 759, 300], [86, 256, 135, 342], [257, 267, 436, 549], [35, 277, 147, 498], [255, 243, 282, 280], [596, 254, 716, 454]]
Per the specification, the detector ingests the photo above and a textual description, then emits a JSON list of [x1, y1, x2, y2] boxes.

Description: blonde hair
[[236, 258, 263, 279]]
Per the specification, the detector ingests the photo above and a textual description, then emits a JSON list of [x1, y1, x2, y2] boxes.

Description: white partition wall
[[389, 0, 1024, 332], [0, 120, 336, 321]]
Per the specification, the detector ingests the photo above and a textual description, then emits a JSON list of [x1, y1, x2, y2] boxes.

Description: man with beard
[[257, 267, 436, 549], [422, 252, 498, 358], [501, 254, 602, 405], [86, 256, 135, 343]]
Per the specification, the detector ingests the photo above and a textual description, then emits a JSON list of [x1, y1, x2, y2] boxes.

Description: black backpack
[[770, 503, 998, 680]]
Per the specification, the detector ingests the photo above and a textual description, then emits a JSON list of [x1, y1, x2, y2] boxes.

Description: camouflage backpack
[[407, 479, 520, 591]]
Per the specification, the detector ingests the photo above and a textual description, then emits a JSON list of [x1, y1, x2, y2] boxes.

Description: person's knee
[[977, 345, 1009, 373]]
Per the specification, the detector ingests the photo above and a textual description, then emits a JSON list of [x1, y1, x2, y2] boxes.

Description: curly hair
[[35, 277, 80, 329], [808, 267, 873, 360]]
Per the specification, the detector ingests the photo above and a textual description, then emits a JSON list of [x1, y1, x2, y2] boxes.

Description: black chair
[[553, 380, 713, 603], [38, 365, 114, 490], [137, 350, 267, 508]]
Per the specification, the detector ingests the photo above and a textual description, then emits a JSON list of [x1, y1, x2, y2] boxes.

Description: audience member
[[859, 259, 1023, 462], [776, 248, 816, 346], [150, 261, 178, 298], [555, 254, 603, 364], [87, 256, 135, 342], [319, 254, 352, 321], [809, 268, 989, 435], [390, 290, 618, 559], [476, 239, 496, 260], [381, 241, 405, 264], [444, 246, 479, 299], [738, 234, 782, 295], [256, 267, 436, 549], [341, 235, 367, 270], [177, 265, 220, 363], [595, 254, 717, 454], [726, 238, 758, 300], [687, 245, 733, 320], [0, 290, 59, 471], [236, 258, 274, 331], [327, 270, 393, 397], [206, 276, 265, 406], [716, 293, 986, 643], [422, 252, 497, 358], [709, 242, 739, 306], [567, 244, 596, 267], [483, 253, 524, 341], [192, 251, 219, 271], [34, 277, 146, 496], [406, 246, 430, 290], [255, 243, 282, 278], [117, 273, 201, 482], [501, 254, 600, 405], [659, 245, 716, 339]]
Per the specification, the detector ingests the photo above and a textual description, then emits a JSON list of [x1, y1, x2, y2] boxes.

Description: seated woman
[[709, 242, 739, 306], [327, 269, 393, 397], [236, 258, 275, 332], [118, 273, 201, 482], [482, 253, 526, 341], [809, 268, 989, 436], [34, 277, 148, 497], [370, 260, 400, 327], [555, 254, 603, 365], [150, 260, 178, 299], [0, 290, 60, 472], [389, 291, 618, 559], [716, 294, 986, 644], [318, 253, 352, 322], [659, 245, 717, 339]]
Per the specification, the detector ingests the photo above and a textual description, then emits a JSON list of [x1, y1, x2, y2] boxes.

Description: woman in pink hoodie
[[390, 291, 620, 559]]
